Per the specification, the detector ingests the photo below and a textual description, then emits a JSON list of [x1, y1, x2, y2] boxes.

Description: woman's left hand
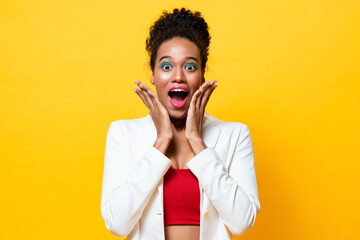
[[185, 79, 217, 154]]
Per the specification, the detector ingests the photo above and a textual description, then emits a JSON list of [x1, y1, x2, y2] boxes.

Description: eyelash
[[160, 62, 173, 70], [184, 63, 198, 71], [159, 62, 198, 71]]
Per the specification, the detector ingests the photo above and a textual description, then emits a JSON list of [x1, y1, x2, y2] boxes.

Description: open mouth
[[168, 86, 188, 108]]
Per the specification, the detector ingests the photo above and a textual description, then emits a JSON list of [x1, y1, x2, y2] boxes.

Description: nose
[[172, 67, 186, 83]]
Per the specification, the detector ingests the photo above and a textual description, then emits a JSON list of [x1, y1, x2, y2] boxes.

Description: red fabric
[[163, 168, 200, 226]]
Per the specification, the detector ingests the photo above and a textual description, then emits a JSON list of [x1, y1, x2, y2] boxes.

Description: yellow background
[[1, 0, 359, 239]]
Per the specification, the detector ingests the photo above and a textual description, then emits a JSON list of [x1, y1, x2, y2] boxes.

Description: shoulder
[[204, 114, 253, 154], [204, 112, 250, 134], [110, 114, 152, 128], [107, 114, 154, 135]]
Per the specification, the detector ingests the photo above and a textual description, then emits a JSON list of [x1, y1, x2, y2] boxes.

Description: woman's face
[[151, 37, 204, 119]]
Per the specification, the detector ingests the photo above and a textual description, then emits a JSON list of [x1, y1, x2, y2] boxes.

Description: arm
[[100, 121, 171, 237], [186, 124, 260, 236]]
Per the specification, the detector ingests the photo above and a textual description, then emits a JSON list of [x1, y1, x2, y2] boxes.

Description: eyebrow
[[159, 56, 199, 62]]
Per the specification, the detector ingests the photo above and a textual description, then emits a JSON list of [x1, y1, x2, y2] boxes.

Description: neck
[[170, 116, 186, 131]]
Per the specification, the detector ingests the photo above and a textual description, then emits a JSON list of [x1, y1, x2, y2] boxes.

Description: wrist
[[188, 136, 206, 155], [157, 131, 173, 142], [153, 137, 171, 154]]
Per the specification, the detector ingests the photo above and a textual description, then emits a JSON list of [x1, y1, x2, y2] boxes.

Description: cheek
[[154, 72, 171, 96], [188, 73, 202, 89], [156, 71, 172, 83]]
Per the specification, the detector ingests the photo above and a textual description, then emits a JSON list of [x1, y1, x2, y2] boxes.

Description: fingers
[[133, 87, 151, 109], [133, 80, 157, 110], [192, 79, 217, 111], [133, 83, 153, 110], [135, 80, 157, 99], [133, 80, 167, 114], [187, 80, 217, 139], [195, 82, 208, 110], [200, 79, 217, 110]]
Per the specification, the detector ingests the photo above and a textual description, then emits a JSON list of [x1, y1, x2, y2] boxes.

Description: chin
[[167, 108, 188, 120]]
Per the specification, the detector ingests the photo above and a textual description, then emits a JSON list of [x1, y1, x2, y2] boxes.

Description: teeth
[[170, 89, 187, 93]]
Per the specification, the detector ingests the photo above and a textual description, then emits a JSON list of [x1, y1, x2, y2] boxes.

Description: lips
[[168, 86, 188, 108]]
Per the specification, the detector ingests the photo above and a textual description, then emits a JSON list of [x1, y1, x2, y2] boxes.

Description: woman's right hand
[[133, 80, 173, 154]]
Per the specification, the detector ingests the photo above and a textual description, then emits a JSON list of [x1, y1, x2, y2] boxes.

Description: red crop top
[[163, 168, 200, 226]]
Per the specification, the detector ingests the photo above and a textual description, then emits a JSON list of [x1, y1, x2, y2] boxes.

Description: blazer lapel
[[140, 114, 158, 147], [202, 112, 221, 148]]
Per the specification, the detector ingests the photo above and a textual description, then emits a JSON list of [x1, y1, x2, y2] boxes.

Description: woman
[[101, 8, 260, 240]]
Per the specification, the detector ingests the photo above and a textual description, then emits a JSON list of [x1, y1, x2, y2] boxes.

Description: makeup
[[184, 62, 198, 70], [159, 61, 173, 70], [151, 38, 202, 118], [168, 86, 188, 108]]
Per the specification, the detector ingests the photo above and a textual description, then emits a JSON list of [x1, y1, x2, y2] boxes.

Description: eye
[[184, 62, 198, 71], [160, 62, 173, 71]]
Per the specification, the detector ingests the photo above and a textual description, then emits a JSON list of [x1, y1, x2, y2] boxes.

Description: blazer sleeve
[[186, 124, 260, 236], [100, 121, 172, 237]]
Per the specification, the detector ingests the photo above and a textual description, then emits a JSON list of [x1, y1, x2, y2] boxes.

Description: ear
[[150, 75, 154, 85]]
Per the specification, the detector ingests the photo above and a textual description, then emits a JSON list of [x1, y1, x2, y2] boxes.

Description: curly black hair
[[146, 8, 211, 72]]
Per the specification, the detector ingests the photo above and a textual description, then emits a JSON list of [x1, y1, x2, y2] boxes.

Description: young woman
[[100, 8, 260, 240]]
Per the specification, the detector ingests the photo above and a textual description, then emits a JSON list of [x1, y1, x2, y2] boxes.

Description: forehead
[[156, 37, 201, 62]]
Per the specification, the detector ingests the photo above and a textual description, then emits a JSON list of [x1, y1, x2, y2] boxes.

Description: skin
[[133, 37, 217, 240]]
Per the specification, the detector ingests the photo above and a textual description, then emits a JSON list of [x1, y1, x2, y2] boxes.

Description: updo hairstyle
[[145, 8, 211, 72]]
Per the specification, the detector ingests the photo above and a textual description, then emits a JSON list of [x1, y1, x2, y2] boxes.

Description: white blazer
[[100, 112, 260, 240]]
